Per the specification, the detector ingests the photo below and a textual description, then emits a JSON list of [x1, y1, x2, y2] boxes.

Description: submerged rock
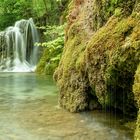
[[54, 0, 140, 139]]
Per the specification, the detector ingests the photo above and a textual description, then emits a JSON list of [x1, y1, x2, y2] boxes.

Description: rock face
[[133, 65, 140, 139], [54, 0, 140, 139]]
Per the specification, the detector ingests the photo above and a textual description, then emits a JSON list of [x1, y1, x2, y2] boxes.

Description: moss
[[36, 45, 63, 75], [124, 120, 136, 131], [114, 8, 122, 17], [54, 0, 140, 139], [133, 65, 140, 140], [135, 111, 140, 140], [86, 15, 140, 117], [133, 64, 140, 107]]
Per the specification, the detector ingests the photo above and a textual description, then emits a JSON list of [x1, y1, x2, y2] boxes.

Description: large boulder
[[54, 0, 140, 139], [133, 65, 140, 139]]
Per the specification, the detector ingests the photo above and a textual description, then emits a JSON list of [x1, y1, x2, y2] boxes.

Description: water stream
[[0, 73, 133, 140], [0, 18, 39, 72]]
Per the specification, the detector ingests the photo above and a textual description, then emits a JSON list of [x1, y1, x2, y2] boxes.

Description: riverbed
[[0, 73, 133, 140]]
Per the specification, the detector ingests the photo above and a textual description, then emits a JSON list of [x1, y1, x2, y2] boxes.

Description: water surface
[[0, 73, 133, 140]]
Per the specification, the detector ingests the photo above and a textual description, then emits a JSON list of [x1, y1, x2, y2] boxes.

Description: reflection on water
[[0, 73, 133, 140]]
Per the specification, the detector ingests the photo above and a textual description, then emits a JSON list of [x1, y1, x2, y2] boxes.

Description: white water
[[0, 18, 39, 72]]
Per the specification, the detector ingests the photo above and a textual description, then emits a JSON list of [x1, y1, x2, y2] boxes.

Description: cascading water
[[0, 18, 39, 72]]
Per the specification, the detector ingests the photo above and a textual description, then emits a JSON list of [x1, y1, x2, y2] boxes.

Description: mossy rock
[[85, 15, 140, 117], [133, 64, 140, 140], [135, 110, 140, 140], [55, 1, 140, 139], [55, 0, 140, 114]]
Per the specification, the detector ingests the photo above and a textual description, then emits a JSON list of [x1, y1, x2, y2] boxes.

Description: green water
[[0, 73, 133, 140]]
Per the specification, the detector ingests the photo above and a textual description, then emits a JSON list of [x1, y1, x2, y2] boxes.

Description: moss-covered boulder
[[54, 0, 140, 139], [86, 15, 140, 116], [133, 65, 140, 139], [54, 0, 102, 112]]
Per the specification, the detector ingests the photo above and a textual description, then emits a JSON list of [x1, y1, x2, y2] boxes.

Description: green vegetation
[[0, 0, 140, 139], [133, 64, 140, 139], [0, 0, 69, 30], [54, 1, 140, 140], [0, 0, 32, 30], [33, 0, 69, 25], [0, 0, 68, 75], [36, 24, 65, 75]]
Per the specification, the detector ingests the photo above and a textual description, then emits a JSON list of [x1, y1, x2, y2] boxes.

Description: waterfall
[[0, 18, 39, 72]]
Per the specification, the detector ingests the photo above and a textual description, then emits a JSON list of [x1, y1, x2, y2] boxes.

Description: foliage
[[33, 0, 69, 26], [0, 0, 69, 30], [45, 25, 65, 40], [104, 0, 136, 18], [36, 24, 65, 75], [0, 0, 32, 30]]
